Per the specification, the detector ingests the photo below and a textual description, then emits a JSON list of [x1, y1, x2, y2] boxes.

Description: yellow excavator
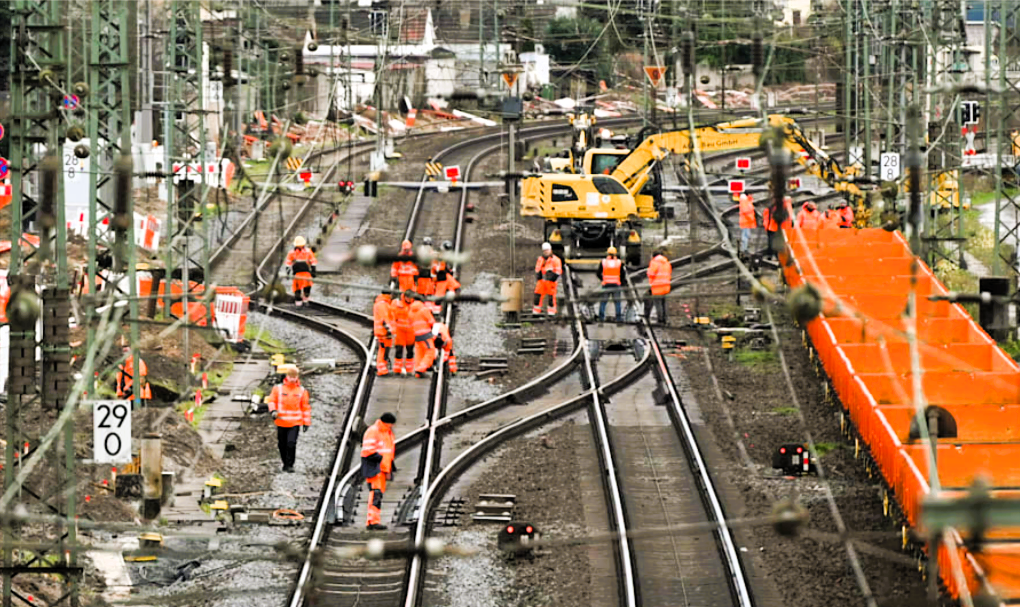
[[521, 114, 870, 265]]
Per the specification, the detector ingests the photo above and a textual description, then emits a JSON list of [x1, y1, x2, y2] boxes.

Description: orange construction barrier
[[783, 227, 1020, 602]]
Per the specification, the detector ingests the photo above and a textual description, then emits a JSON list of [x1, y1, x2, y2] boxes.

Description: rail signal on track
[[444, 165, 461, 183], [788, 177, 801, 190], [501, 71, 519, 90], [736, 157, 751, 172], [299, 170, 312, 186], [728, 179, 744, 194], [963, 125, 977, 156], [339, 180, 355, 194], [426, 159, 443, 180], [961, 100, 980, 126], [644, 65, 667, 88]]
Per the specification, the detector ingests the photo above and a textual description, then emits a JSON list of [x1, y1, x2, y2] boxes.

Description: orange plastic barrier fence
[[783, 227, 1020, 601]]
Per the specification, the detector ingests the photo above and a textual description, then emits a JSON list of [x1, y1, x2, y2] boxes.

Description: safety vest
[[410, 300, 435, 338], [286, 247, 316, 277], [361, 420, 395, 474], [601, 257, 622, 286], [823, 210, 841, 229], [390, 298, 412, 333], [738, 198, 756, 229], [762, 206, 794, 232], [535, 254, 563, 281], [796, 205, 821, 229], [117, 355, 152, 400], [391, 254, 418, 290], [432, 259, 447, 282], [267, 381, 311, 428], [647, 254, 672, 296], [373, 295, 393, 337], [839, 205, 855, 228]]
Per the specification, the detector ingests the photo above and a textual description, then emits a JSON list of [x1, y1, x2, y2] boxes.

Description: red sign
[[444, 165, 461, 181], [736, 157, 751, 171], [299, 171, 312, 183], [644, 66, 667, 88], [728, 180, 744, 194]]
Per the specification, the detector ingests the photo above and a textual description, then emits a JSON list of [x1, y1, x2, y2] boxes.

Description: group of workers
[[738, 194, 855, 255], [391, 238, 460, 313], [373, 289, 457, 378], [264, 366, 397, 530], [534, 242, 673, 325]]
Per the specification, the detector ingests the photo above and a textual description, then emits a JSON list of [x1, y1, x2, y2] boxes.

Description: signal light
[[780, 447, 786, 454], [796, 447, 803, 454], [525, 525, 533, 534], [506, 525, 514, 534]]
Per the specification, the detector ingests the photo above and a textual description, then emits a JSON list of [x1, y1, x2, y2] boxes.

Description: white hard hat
[[294, 235, 307, 247], [541, 242, 552, 251]]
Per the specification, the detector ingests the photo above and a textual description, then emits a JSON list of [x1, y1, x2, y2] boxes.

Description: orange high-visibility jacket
[[434, 323, 454, 355], [361, 419, 395, 476], [391, 254, 418, 291], [286, 247, 317, 277], [839, 205, 855, 228], [535, 254, 563, 281], [647, 254, 672, 296], [796, 203, 821, 229], [117, 355, 152, 399], [373, 294, 393, 338], [390, 298, 413, 334], [599, 257, 623, 286], [410, 300, 436, 339], [267, 382, 311, 428], [738, 198, 757, 229], [762, 206, 793, 232]]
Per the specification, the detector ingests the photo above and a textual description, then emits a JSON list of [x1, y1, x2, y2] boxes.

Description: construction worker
[[533, 242, 562, 316], [286, 236, 317, 306], [410, 294, 437, 378], [266, 367, 311, 473], [823, 203, 842, 229], [416, 237, 436, 302], [738, 193, 757, 253], [838, 200, 855, 228], [116, 347, 152, 402], [644, 248, 672, 324], [795, 201, 822, 229], [390, 290, 415, 375], [432, 322, 458, 375], [391, 239, 418, 293], [762, 196, 794, 257], [373, 291, 394, 376], [431, 240, 453, 310], [596, 246, 626, 322], [361, 412, 397, 530]]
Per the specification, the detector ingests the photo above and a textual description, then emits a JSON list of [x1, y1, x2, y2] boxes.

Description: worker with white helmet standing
[[596, 245, 625, 322], [286, 236, 317, 306], [533, 242, 562, 316]]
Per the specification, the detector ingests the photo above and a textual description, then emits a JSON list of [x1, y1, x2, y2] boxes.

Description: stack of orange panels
[[783, 228, 1020, 601]]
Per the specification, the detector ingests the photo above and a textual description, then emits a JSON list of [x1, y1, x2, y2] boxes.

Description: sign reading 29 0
[[92, 400, 132, 464]]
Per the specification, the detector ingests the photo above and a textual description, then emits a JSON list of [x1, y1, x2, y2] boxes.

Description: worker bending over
[[391, 239, 418, 293], [432, 322, 458, 375], [390, 290, 415, 375], [373, 291, 394, 376], [361, 412, 397, 530], [267, 367, 311, 473], [737, 193, 756, 253], [533, 242, 562, 316], [795, 201, 821, 229], [410, 293, 437, 378], [117, 346, 152, 403], [644, 248, 672, 325], [597, 246, 626, 323], [286, 236, 317, 306]]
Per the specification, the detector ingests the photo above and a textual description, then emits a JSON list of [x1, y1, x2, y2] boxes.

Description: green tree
[[543, 16, 606, 65]]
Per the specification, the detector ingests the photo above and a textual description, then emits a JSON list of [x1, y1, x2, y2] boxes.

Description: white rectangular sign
[[880, 152, 901, 181], [93, 400, 132, 464]]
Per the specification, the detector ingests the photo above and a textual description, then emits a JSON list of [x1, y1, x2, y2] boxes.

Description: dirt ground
[[667, 280, 935, 606]]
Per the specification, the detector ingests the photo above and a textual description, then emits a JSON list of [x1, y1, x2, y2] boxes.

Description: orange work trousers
[[413, 337, 436, 374], [375, 334, 392, 375], [394, 329, 415, 373], [366, 473, 387, 526]]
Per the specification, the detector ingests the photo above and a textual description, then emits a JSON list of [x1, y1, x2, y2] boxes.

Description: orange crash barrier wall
[[782, 227, 1020, 602]]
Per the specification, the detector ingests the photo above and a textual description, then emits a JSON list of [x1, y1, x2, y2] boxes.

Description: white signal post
[[93, 400, 132, 464]]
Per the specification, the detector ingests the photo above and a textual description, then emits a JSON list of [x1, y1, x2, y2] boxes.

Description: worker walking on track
[[533, 242, 562, 316], [267, 367, 311, 473], [286, 236, 317, 306], [432, 322, 458, 375], [410, 293, 437, 378], [117, 346, 152, 403], [597, 246, 626, 322], [762, 196, 794, 257], [391, 239, 418, 293], [738, 193, 756, 253], [416, 237, 436, 303], [390, 290, 415, 375], [795, 201, 822, 229], [430, 241, 454, 312], [373, 291, 394, 376], [644, 248, 672, 325], [361, 412, 397, 530]]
